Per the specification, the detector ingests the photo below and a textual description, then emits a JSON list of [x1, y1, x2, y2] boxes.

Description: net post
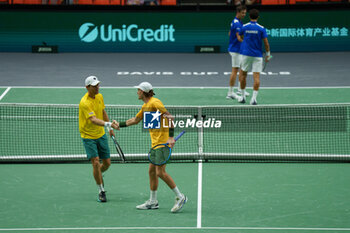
[[197, 107, 204, 162]]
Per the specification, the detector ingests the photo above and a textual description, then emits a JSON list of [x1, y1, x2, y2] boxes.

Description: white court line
[[0, 86, 350, 89], [204, 227, 350, 231], [1, 227, 350, 231], [0, 87, 11, 101], [197, 162, 203, 229]]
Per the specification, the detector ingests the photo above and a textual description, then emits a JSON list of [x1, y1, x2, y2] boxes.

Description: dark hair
[[143, 90, 155, 98], [249, 9, 259, 20], [236, 5, 247, 13]]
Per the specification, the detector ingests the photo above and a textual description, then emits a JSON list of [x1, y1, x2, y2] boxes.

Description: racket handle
[[174, 131, 186, 142]]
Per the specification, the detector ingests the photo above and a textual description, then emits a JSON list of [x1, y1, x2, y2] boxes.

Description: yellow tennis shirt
[[79, 93, 106, 139], [136, 97, 169, 147]]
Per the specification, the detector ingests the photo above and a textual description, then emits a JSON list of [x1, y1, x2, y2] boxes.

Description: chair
[[93, 0, 110, 4], [110, 0, 121, 4], [12, 0, 42, 3], [21, 0, 42, 3], [289, 0, 310, 4], [78, 0, 93, 4], [261, 0, 286, 4], [160, 0, 176, 5]]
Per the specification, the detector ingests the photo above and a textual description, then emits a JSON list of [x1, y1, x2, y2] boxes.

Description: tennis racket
[[148, 131, 186, 166], [107, 126, 125, 162], [263, 54, 273, 71]]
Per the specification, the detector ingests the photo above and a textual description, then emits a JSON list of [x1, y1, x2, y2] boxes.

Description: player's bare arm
[[236, 32, 243, 42], [263, 38, 271, 62], [102, 109, 116, 136], [114, 117, 142, 127], [163, 111, 175, 148], [89, 115, 119, 132]]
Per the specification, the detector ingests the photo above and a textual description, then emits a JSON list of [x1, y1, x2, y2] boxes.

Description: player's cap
[[135, 82, 153, 93], [85, 76, 100, 86]]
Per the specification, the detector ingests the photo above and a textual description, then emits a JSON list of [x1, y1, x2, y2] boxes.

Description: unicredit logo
[[79, 23, 99, 43], [78, 23, 175, 43]]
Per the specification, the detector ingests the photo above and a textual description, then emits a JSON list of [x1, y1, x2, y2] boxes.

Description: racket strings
[[149, 145, 171, 165]]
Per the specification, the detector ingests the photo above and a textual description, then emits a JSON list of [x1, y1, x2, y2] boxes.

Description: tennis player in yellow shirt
[[115, 82, 187, 213], [79, 75, 118, 203]]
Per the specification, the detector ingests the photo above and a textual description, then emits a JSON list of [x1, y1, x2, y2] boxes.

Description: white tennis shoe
[[237, 96, 246, 104], [237, 89, 250, 96], [136, 200, 159, 210], [171, 195, 188, 213], [250, 98, 257, 105], [226, 92, 238, 100]]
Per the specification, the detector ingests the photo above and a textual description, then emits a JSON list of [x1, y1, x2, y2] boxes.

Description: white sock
[[241, 89, 246, 98], [172, 186, 182, 198], [228, 86, 233, 94], [252, 90, 258, 100], [150, 190, 157, 202], [238, 82, 242, 91], [97, 184, 104, 193]]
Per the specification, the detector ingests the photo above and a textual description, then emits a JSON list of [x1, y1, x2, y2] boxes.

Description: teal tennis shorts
[[82, 134, 110, 160]]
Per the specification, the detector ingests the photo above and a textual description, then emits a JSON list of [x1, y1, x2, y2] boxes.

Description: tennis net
[[0, 103, 349, 162]]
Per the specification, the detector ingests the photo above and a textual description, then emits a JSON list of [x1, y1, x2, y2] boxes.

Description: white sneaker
[[250, 99, 257, 105], [226, 92, 238, 100], [136, 200, 159, 210], [171, 195, 188, 213], [237, 89, 250, 96], [237, 96, 246, 104]]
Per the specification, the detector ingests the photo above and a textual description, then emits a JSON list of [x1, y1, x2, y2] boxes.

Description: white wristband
[[266, 51, 271, 56], [104, 122, 112, 128]]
